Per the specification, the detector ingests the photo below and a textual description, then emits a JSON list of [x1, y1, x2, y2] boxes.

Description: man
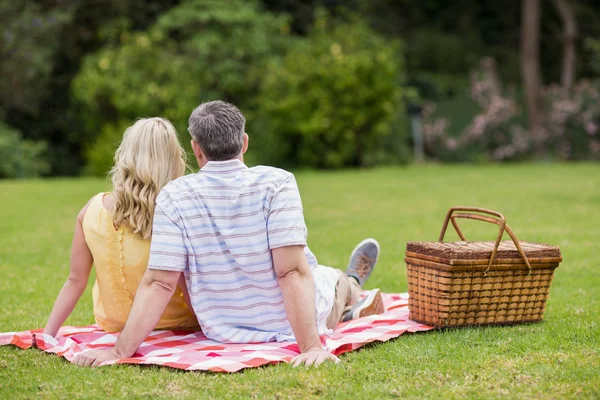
[[75, 101, 384, 368]]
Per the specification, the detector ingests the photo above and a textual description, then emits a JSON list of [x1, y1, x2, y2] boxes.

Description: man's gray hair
[[188, 100, 246, 161]]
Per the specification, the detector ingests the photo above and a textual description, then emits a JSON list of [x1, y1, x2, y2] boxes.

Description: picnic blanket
[[0, 292, 433, 372]]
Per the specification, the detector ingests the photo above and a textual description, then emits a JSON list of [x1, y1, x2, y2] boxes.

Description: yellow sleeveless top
[[82, 193, 199, 332]]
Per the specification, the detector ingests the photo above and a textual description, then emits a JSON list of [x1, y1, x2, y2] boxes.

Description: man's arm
[[272, 245, 339, 367], [73, 268, 180, 367]]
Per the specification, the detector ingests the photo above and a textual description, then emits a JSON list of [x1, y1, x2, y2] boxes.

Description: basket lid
[[406, 240, 562, 266]]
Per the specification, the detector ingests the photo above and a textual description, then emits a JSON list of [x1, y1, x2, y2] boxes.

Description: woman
[[44, 118, 198, 336]]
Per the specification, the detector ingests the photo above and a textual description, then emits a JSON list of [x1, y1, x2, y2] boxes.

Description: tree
[[0, 0, 180, 175], [521, 0, 545, 154], [553, 0, 578, 90]]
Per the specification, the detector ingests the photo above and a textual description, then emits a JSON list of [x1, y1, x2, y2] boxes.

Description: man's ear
[[191, 139, 206, 167], [191, 140, 201, 158], [241, 133, 249, 155]]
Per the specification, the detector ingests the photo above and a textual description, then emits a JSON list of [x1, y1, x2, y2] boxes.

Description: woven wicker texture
[[405, 207, 562, 328], [407, 241, 561, 263]]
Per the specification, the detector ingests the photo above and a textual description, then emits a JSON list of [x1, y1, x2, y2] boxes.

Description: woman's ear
[[241, 133, 249, 155]]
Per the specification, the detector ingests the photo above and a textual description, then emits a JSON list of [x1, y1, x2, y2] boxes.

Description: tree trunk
[[481, 57, 502, 99], [553, 0, 578, 90], [521, 0, 545, 154]]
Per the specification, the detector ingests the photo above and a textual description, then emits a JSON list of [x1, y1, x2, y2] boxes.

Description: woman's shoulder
[[100, 192, 116, 211], [80, 192, 107, 223]]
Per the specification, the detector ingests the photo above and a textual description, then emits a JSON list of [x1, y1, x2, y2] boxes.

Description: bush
[[73, 0, 290, 174], [73, 34, 196, 172], [423, 61, 600, 162], [84, 122, 130, 176], [542, 81, 600, 160], [75, 2, 410, 171], [423, 61, 529, 163], [0, 122, 49, 178], [250, 12, 408, 168]]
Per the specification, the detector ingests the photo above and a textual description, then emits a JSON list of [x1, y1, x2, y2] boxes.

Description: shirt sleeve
[[266, 174, 308, 250], [147, 193, 188, 272]]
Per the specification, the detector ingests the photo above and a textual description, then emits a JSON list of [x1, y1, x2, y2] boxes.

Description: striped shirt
[[148, 159, 340, 343]]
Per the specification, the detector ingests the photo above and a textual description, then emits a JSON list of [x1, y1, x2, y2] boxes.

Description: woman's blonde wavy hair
[[109, 117, 186, 239]]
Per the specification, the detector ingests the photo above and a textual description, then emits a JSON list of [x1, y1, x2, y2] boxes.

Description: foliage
[[542, 81, 600, 160], [73, 33, 195, 148], [405, 29, 480, 98], [0, 2, 73, 115], [4, 0, 600, 175], [586, 38, 600, 74], [0, 122, 49, 179], [84, 122, 131, 177], [251, 11, 408, 168], [76, 2, 409, 171], [0, 1, 83, 175], [423, 64, 600, 162], [423, 68, 529, 162], [74, 0, 290, 174], [0, 0, 180, 175]]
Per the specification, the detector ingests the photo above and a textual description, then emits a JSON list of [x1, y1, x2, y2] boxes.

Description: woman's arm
[[177, 272, 193, 311], [43, 200, 94, 337]]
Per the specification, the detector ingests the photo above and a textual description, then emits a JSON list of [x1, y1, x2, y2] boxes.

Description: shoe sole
[[346, 238, 381, 287], [355, 289, 385, 319], [348, 238, 381, 268]]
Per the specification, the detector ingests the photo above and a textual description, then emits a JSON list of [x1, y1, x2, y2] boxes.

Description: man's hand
[[73, 348, 121, 368], [273, 246, 339, 368], [291, 347, 340, 368]]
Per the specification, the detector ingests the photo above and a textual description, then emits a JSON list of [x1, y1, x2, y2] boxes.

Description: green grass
[[1, 164, 599, 399]]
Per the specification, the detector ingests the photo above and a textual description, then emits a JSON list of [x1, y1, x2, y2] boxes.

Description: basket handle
[[438, 207, 533, 276]]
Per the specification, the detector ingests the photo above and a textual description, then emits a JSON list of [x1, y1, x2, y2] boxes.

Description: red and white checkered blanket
[[0, 292, 432, 372]]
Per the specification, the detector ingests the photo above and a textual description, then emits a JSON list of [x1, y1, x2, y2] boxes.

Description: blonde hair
[[109, 117, 186, 239]]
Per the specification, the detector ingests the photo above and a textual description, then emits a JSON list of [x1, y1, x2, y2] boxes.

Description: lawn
[[0, 164, 598, 399]]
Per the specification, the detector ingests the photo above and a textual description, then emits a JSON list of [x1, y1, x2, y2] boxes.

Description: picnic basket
[[405, 207, 562, 328]]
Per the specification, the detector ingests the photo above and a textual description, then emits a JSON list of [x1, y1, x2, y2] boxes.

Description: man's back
[[148, 159, 338, 343]]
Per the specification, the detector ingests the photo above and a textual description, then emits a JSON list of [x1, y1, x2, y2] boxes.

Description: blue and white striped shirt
[[148, 159, 339, 343]]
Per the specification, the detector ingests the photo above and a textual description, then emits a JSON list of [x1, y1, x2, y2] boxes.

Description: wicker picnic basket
[[405, 207, 562, 328]]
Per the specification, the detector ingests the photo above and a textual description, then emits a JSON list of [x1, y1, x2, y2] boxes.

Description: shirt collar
[[200, 159, 248, 174]]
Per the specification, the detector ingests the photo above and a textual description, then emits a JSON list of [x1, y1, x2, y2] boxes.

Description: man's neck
[[197, 155, 244, 169]]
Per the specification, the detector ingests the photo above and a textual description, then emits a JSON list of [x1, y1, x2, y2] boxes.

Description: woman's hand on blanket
[[291, 347, 340, 368], [73, 348, 120, 368]]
